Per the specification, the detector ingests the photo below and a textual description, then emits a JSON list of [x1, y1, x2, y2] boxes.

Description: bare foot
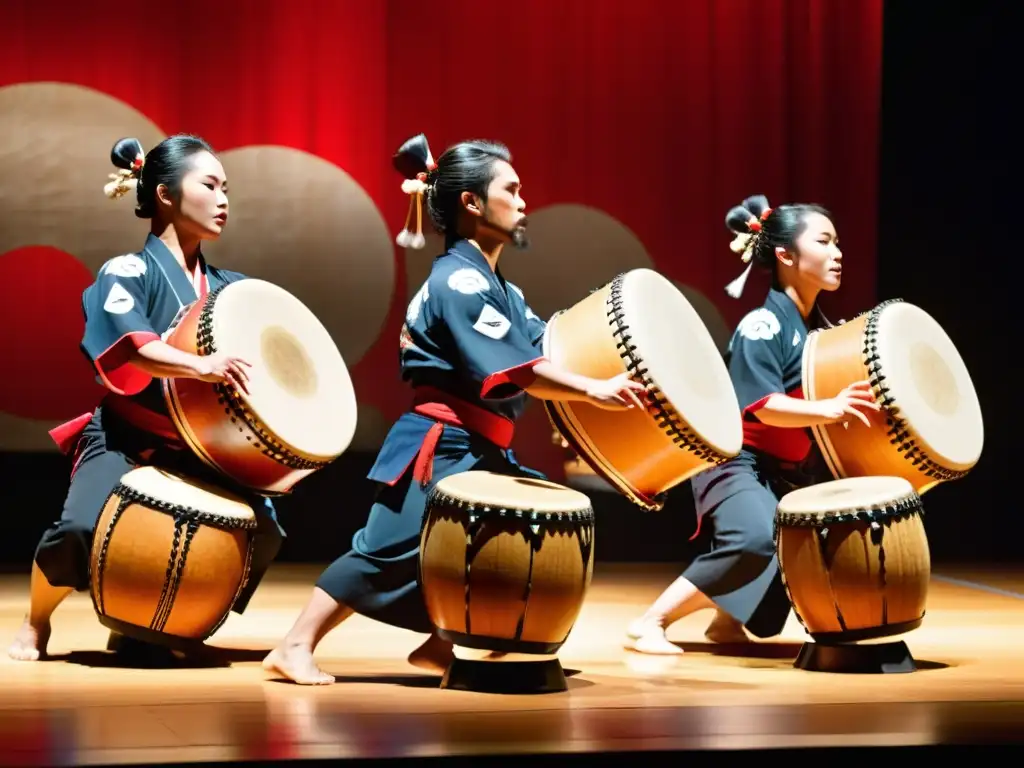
[[623, 619, 683, 655], [407, 632, 453, 674], [7, 618, 49, 662], [262, 645, 335, 685], [704, 611, 750, 644]]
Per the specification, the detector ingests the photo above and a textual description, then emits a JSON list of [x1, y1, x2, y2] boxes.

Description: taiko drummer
[[8, 136, 285, 662], [625, 195, 880, 654], [263, 134, 646, 685]]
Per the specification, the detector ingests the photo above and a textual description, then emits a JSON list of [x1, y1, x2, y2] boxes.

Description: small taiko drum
[[89, 466, 256, 651], [419, 471, 595, 693], [775, 476, 931, 673], [542, 269, 743, 511], [163, 279, 358, 495], [802, 299, 983, 494]]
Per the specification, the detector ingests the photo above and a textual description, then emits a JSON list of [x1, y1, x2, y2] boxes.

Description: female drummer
[[8, 135, 285, 662], [623, 194, 880, 654], [263, 134, 646, 685]]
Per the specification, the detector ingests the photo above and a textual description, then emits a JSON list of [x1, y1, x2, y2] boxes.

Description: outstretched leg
[[625, 575, 715, 655], [262, 587, 354, 685], [7, 564, 73, 661], [9, 436, 134, 661]]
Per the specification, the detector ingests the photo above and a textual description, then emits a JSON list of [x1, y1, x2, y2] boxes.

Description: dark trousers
[[34, 407, 284, 615], [686, 450, 827, 638], [316, 435, 544, 634]]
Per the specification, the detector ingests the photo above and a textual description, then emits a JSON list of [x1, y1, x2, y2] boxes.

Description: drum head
[[119, 466, 254, 519], [211, 280, 358, 460], [618, 270, 742, 456], [433, 471, 592, 513], [875, 303, 983, 472], [777, 476, 915, 518]]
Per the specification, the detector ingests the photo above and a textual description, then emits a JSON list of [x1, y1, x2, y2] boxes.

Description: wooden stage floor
[[1, 563, 1023, 765]]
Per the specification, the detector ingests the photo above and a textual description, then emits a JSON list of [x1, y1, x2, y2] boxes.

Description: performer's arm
[[525, 361, 645, 410], [81, 257, 249, 395], [755, 384, 879, 428], [442, 286, 644, 409], [128, 340, 219, 379], [729, 314, 878, 428]]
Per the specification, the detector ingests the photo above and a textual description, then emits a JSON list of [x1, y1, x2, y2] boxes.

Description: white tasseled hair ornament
[[396, 176, 429, 249], [393, 133, 437, 250], [104, 152, 145, 200], [723, 196, 772, 299]]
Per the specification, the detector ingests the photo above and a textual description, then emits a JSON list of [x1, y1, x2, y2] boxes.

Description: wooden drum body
[[421, 471, 594, 656], [543, 269, 742, 511], [775, 477, 930, 673], [163, 279, 358, 495], [89, 466, 256, 650], [420, 471, 594, 692], [802, 299, 983, 494]]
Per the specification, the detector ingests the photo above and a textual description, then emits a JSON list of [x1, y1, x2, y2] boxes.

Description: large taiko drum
[[89, 466, 256, 651], [802, 299, 983, 494], [775, 476, 931, 673], [542, 269, 743, 511], [163, 279, 358, 495], [419, 471, 595, 693]]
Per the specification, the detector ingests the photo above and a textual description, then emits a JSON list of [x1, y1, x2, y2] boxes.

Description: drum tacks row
[[163, 279, 357, 495], [802, 298, 983, 494], [544, 269, 742, 511], [169, 284, 328, 476]]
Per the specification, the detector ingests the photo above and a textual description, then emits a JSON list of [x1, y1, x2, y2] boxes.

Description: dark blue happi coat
[[367, 237, 547, 485]]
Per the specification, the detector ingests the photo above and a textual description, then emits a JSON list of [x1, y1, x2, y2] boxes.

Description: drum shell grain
[[419, 501, 594, 655], [89, 485, 254, 645], [776, 510, 930, 643]]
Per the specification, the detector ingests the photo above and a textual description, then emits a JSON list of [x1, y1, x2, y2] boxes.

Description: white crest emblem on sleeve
[[103, 254, 147, 278], [738, 308, 781, 341], [472, 304, 511, 340], [447, 268, 489, 295], [406, 281, 429, 325], [103, 282, 135, 315]]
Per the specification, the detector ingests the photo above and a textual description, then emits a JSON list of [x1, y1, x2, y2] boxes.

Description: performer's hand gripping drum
[[89, 466, 256, 652], [162, 279, 359, 495], [801, 299, 983, 493], [419, 471, 595, 693], [774, 476, 931, 674], [542, 269, 743, 510]]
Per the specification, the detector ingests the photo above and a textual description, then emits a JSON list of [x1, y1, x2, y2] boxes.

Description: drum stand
[[794, 639, 916, 674], [441, 647, 568, 694]]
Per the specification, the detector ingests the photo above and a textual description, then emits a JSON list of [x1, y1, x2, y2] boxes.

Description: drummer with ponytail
[[8, 135, 285, 663], [624, 194, 880, 655], [264, 132, 647, 685]]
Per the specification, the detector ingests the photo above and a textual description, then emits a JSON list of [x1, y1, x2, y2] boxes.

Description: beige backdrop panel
[[0, 82, 167, 451], [204, 146, 395, 369]]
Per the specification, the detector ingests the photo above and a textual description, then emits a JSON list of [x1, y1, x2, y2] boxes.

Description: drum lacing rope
[[605, 274, 730, 468], [90, 484, 256, 627], [196, 285, 330, 473], [861, 299, 967, 482]]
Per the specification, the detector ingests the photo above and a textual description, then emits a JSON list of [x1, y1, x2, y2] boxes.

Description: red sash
[[408, 386, 515, 486], [48, 396, 182, 478]]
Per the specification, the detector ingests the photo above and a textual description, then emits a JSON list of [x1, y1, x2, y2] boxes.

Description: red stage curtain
[[0, 0, 882, 476]]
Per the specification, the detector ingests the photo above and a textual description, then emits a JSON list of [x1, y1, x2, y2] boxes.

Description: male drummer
[[262, 134, 647, 684], [8, 135, 285, 662]]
